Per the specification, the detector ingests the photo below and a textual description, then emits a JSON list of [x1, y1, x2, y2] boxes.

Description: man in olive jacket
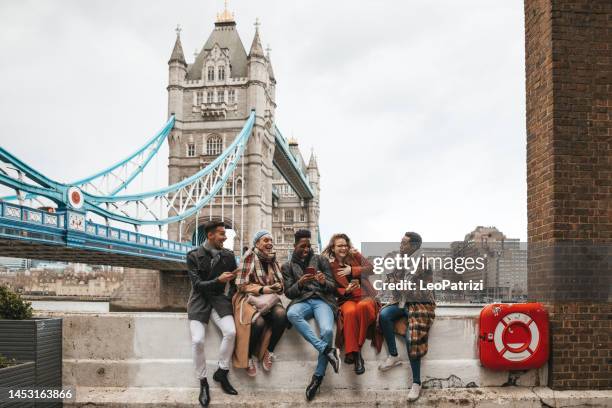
[[186, 220, 238, 407], [282, 229, 340, 401]]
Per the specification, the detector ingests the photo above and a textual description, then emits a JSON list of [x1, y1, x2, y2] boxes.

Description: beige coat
[[232, 282, 274, 368]]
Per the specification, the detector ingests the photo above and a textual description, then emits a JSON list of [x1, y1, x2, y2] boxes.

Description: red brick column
[[524, 0, 611, 389]]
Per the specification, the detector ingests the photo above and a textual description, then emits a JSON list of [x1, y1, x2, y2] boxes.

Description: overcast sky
[[0, 0, 527, 246]]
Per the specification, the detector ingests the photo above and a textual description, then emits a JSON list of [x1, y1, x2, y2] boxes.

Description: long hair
[[321, 233, 356, 263]]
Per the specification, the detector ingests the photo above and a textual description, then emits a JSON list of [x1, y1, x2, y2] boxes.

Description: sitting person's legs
[[249, 316, 266, 357], [287, 300, 327, 353], [263, 304, 287, 352], [355, 298, 377, 349], [311, 298, 335, 377], [379, 304, 407, 356], [340, 300, 358, 354]]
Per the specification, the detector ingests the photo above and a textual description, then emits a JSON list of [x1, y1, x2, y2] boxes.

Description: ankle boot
[[323, 346, 340, 373], [344, 351, 355, 364], [213, 367, 238, 395], [198, 378, 210, 407], [354, 351, 365, 375], [305, 374, 323, 401]]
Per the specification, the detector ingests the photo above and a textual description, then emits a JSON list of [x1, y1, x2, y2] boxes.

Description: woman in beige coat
[[232, 230, 287, 377]]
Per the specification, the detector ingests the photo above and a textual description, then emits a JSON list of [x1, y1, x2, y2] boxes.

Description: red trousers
[[340, 298, 377, 354]]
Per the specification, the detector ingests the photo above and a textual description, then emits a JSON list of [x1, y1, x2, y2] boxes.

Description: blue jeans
[[287, 298, 335, 377], [379, 303, 422, 384]]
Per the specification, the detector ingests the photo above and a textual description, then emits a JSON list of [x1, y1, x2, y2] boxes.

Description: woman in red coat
[[322, 233, 380, 374]]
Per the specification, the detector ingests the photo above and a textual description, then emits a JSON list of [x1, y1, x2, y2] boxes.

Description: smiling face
[[255, 235, 274, 255], [333, 237, 349, 260], [207, 226, 227, 249], [294, 237, 311, 259]]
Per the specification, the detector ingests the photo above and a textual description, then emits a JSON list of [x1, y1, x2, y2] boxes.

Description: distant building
[[0, 257, 31, 270], [452, 226, 527, 300]]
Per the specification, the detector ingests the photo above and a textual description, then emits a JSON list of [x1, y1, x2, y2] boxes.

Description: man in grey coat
[[186, 220, 238, 407]]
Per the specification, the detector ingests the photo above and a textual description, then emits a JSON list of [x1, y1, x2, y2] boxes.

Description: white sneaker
[[378, 354, 402, 371], [407, 383, 421, 401]]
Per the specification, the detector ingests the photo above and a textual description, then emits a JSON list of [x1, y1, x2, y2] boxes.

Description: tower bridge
[[0, 6, 320, 310]]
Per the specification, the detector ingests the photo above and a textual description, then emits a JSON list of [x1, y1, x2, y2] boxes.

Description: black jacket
[[281, 253, 337, 316], [186, 245, 237, 323]]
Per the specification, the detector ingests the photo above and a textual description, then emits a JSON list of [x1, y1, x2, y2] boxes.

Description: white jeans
[[189, 309, 236, 379]]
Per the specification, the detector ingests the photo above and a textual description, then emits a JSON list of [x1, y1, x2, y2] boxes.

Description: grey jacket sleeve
[[282, 262, 302, 300], [186, 253, 220, 294]]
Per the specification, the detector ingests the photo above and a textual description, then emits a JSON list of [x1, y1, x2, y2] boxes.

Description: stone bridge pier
[[110, 268, 189, 312]]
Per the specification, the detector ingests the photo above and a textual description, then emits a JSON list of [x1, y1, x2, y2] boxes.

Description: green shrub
[[0, 353, 17, 369], [0, 285, 33, 320]]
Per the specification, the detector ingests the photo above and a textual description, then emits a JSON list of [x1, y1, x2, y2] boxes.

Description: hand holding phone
[[217, 271, 236, 283]]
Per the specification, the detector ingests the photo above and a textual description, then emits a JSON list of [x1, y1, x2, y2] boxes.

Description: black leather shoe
[[213, 368, 238, 395], [305, 374, 323, 401], [198, 378, 210, 407], [344, 352, 355, 365], [354, 351, 365, 375], [324, 346, 340, 374]]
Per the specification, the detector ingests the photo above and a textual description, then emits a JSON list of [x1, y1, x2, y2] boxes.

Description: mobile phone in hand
[[305, 267, 316, 276]]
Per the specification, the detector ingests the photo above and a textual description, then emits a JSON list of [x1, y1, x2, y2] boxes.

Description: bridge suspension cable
[[0, 116, 175, 202], [0, 111, 255, 229]]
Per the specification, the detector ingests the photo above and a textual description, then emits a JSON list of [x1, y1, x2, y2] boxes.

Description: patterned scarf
[[236, 247, 283, 287]]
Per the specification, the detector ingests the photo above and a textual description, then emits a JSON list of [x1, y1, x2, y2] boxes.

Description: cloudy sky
[[0, 0, 526, 245]]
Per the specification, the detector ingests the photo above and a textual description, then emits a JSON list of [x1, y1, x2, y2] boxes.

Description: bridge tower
[[166, 6, 277, 251]]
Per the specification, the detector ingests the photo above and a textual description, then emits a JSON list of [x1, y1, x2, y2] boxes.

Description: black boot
[[354, 351, 365, 375], [213, 367, 238, 395], [344, 351, 355, 365], [305, 374, 323, 401], [324, 346, 340, 374], [198, 378, 210, 407]]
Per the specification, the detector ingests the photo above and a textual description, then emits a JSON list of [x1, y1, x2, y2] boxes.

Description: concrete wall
[[47, 307, 547, 392]]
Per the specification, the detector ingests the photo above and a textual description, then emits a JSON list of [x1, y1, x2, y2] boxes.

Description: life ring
[[493, 312, 540, 362]]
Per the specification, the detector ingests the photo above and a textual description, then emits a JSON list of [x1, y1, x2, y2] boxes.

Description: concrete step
[[64, 386, 612, 408]]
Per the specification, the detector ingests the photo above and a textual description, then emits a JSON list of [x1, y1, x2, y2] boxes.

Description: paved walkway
[[66, 386, 612, 407]]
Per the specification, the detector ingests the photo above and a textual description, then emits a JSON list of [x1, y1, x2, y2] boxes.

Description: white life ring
[[493, 312, 540, 362]]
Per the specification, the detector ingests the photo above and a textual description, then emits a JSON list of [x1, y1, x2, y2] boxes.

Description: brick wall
[[110, 268, 189, 312], [110, 268, 161, 311], [161, 271, 190, 310], [524, 0, 611, 389]]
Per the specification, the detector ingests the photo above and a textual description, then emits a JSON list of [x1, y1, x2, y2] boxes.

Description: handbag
[[239, 292, 281, 325], [247, 293, 281, 315]]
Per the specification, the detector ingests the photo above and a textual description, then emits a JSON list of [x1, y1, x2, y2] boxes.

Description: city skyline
[[0, 0, 527, 245]]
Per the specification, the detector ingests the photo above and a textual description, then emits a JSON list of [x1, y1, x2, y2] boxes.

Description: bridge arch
[[182, 215, 243, 254]]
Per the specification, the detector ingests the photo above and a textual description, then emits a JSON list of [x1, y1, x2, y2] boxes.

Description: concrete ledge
[[41, 309, 547, 390], [62, 358, 517, 389], [65, 386, 612, 407]]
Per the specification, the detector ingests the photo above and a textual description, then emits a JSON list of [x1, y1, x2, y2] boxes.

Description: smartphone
[[305, 267, 316, 276], [351, 279, 360, 286]]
